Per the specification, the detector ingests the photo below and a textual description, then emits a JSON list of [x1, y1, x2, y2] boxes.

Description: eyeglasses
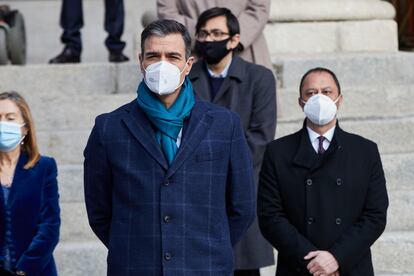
[[196, 29, 230, 41]]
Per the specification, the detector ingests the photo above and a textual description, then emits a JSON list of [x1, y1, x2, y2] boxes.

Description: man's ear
[[228, 34, 241, 50], [336, 94, 344, 109], [184, 56, 195, 75], [298, 97, 305, 110], [138, 53, 144, 73]]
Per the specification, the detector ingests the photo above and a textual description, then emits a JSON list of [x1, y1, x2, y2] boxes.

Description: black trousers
[[234, 269, 260, 276], [59, 0, 126, 54]]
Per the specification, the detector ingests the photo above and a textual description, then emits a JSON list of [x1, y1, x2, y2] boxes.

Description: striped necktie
[[318, 136, 326, 154]]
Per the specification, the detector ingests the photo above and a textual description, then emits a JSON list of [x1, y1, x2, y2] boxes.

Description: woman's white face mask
[[143, 60, 187, 95], [301, 94, 340, 125]]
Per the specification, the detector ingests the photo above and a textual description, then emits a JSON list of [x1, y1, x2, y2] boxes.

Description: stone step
[[25, 94, 136, 131], [278, 85, 414, 121], [372, 231, 414, 275], [56, 152, 414, 205], [274, 52, 414, 89], [54, 241, 107, 276], [37, 116, 414, 165], [2, 52, 414, 95], [382, 153, 414, 192], [10, 84, 413, 131], [0, 0, 155, 64], [60, 202, 96, 242], [53, 231, 414, 276], [0, 63, 141, 95], [386, 191, 414, 232]]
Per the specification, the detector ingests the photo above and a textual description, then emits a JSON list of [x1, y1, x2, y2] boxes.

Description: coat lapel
[[189, 63, 212, 101], [213, 57, 244, 104], [122, 101, 168, 170], [7, 154, 31, 208], [292, 121, 344, 171], [292, 124, 320, 170], [189, 57, 244, 103], [166, 100, 212, 178]]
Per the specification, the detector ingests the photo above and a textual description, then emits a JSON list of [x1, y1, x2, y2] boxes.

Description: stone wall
[[265, 0, 398, 56]]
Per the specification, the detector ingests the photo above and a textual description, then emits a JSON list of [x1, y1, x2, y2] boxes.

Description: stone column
[[265, 0, 398, 56]]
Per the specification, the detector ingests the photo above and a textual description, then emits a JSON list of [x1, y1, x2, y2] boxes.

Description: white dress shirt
[[306, 125, 336, 153], [207, 59, 231, 78], [176, 129, 182, 148]]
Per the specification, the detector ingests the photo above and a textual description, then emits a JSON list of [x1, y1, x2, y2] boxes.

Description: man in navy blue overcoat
[[84, 19, 256, 276]]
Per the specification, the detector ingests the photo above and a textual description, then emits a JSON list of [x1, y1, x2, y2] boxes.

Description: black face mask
[[195, 38, 232, 65]]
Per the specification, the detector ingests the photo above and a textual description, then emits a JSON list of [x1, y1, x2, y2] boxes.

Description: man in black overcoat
[[258, 67, 388, 276], [189, 7, 277, 276]]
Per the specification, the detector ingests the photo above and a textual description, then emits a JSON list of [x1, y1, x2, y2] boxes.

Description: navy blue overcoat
[[0, 154, 60, 276], [84, 98, 256, 276]]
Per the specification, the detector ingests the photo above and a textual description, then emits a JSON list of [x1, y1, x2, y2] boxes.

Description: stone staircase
[[0, 52, 413, 275], [0, 0, 413, 274]]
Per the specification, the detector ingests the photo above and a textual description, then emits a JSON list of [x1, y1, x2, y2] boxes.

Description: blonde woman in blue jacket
[[0, 91, 60, 276]]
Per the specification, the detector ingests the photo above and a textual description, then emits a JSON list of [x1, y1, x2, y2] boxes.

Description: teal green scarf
[[137, 77, 195, 165]]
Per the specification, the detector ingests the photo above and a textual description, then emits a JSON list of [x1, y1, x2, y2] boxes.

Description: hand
[[304, 250, 339, 276]]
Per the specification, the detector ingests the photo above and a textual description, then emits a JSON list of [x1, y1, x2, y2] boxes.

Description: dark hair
[[0, 91, 40, 169], [299, 67, 341, 96], [195, 7, 244, 52], [141, 19, 192, 58]]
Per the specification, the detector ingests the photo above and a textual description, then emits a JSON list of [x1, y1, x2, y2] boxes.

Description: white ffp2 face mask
[[143, 60, 187, 95], [302, 94, 340, 125]]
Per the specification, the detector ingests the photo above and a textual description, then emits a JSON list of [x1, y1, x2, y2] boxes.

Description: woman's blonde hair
[[0, 91, 40, 169]]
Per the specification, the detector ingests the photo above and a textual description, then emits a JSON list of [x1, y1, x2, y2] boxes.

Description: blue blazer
[[84, 99, 256, 276], [0, 154, 60, 276]]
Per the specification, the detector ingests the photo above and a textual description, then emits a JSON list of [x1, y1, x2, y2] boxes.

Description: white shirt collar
[[307, 125, 336, 143], [307, 125, 336, 153], [207, 58, 232, 78]]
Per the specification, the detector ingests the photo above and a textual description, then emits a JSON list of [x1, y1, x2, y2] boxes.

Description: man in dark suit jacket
[[189, 8, 276, 276], [84, 19, 256, 276], [258, 67, 389, 276]]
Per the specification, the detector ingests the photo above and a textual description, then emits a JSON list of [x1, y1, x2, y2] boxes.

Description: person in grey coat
[[157, 0, 273, 70], [189, 8, 277, 276]]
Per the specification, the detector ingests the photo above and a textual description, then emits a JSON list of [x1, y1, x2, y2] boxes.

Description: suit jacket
[[257, 122, 389, 276], [189, 56, 276, 269], [0, 154, 60, 276], [84, 98, 256, 276], [157, 0, 273, 70]]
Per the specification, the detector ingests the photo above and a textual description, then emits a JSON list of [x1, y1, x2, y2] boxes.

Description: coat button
[[336, 178, 342, 186], [163, 179, 170, 186], [335, 218, 342, 225], [164, 215, 171, 223], [307, 217, 314, 224], [306, 179, 312, 186], [164, 252, 172, 261]]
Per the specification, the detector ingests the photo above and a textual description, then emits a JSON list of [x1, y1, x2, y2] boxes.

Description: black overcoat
[[258, 122, 389, 276], [189, 56, 277, 269]]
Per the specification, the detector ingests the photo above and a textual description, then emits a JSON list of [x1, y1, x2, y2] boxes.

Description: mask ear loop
[[333, 94, 341, 104], [19, 123, 26, 145], [174, 60, 189, 90]]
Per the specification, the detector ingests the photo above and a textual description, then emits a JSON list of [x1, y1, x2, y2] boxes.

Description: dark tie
[[318, 136, 326, 155]]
